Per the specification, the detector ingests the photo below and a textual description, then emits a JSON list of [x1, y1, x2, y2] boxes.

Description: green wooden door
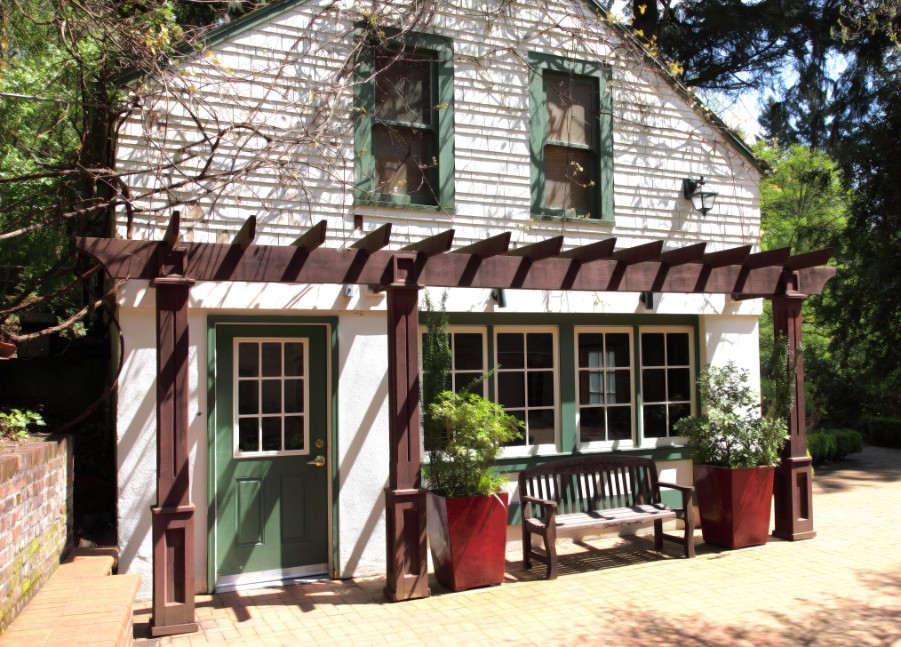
[[214, 324, 330, 588]]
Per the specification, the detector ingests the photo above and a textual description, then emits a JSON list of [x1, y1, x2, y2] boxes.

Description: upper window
[[355, 33, 455, 210], [529, 52, 613, 222]]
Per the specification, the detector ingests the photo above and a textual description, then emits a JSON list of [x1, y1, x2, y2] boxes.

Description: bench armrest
[[520, 495, 557, 521], [658, 481, 695, 510]]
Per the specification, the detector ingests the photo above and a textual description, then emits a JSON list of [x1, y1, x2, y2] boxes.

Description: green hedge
[[859, 415, 901, 448], [807, 428, 864, 464]]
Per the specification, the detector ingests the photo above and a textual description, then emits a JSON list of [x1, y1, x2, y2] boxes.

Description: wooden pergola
[[77, 217, 835, 636]]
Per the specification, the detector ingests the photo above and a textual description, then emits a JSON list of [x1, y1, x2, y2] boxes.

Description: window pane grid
[[495, 331, 556, 446], [542, 71, 598, 218], [449, 331, 487, 396], [234, 340, 308, 456], [640, 332, 692, 439], [373, 49, 438, 200], [577, 330, 633, 444]]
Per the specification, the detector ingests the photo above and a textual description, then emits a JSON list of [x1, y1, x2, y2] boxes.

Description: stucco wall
[[113, 280, 761, 599]]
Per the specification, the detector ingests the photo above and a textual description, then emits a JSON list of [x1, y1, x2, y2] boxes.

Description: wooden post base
[[151, 505, 199, 636], [384, 488, 430, 602], [772, 456, 816, 541]]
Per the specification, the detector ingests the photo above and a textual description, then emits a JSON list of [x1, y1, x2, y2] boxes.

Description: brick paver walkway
[[134, 446, 901, 646]]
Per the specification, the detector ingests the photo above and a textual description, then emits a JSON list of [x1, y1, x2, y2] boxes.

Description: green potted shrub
[[425, 391, 522, 591], [421, 292, 522, 591], [674, 359, 788, 549]]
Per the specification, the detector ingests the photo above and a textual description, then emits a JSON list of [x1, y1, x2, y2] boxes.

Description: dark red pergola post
[[150, 246, 198, 636], [383, 254, 430, 601], [771, 293, 816, 541]]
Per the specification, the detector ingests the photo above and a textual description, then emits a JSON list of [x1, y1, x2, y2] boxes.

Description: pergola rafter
[[78, 225, 834, 298], [76, 219, 836, 636]]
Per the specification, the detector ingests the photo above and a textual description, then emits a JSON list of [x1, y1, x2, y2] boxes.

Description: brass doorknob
[[307, 455, 326, 468]]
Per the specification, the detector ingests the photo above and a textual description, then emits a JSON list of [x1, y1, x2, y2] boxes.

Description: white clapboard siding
[[114, 0, 761, 252]]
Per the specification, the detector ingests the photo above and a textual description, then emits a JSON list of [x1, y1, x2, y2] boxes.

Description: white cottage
[[77, 0, 831, 636]]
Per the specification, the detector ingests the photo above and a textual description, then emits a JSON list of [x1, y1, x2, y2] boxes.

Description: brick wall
[[0, 436, 73, 633]]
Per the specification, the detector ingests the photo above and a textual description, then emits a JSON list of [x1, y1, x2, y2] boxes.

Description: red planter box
[[427, 491, 508, 591], [693, 464, 775, 549]]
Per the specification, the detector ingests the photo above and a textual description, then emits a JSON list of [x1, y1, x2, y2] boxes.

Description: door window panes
[[235, 339, 309, 456]]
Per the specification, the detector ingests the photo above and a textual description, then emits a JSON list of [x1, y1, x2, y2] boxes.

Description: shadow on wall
[[115, 348, 157, 593], [337, 366, 390, 577]]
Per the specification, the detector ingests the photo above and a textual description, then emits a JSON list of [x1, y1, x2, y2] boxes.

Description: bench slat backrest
[[519, 456, 662, 515]]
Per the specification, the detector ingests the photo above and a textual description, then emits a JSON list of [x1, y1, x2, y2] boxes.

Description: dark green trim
[[115, 0, 763, 175], [529, 52, 614, 224], [206, 314, 339, 591], [419, 312, 699, 456], [558, 325, 577, 453], [443, 312, 699, 327], [353, 31, 455, 212]]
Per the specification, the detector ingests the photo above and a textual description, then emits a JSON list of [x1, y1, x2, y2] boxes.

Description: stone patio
[[134, 446, 901, 646]]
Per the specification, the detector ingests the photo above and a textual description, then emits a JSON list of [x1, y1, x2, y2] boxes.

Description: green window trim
[[529, 52, 614, 224], [421, 312, 699, 458], [354, 30, 455, 211]]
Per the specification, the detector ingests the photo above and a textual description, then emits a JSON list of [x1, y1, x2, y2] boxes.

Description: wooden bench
[[519, 455, 696, 579]]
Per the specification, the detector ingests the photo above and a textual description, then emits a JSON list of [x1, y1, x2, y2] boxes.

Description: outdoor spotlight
[[683, 176, 718, 216]]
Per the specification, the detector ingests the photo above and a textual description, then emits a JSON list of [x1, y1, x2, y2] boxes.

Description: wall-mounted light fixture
[[683, 176, 718, 216]]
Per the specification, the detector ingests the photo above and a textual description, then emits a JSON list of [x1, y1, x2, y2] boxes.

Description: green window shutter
[[529, 52, 614, 224], [354, 31, 455, 212]]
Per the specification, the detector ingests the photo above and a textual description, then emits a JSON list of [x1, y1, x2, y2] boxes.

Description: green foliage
[[755, 142, 849, 253], [421, 290, 451, 453], [859, 415, 901, 448], [424, 391, 523, 497], [0, 408, 45, 441], [807, 428, 864, 463], [754, 141, 851, 425], [420, 289, 522, 497], [674, 362, 788, 468], [0, 0, 265, 335], [806, 431, 835, 464]]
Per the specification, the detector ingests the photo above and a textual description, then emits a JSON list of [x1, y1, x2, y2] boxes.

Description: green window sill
[[531, 212, 615, 226]]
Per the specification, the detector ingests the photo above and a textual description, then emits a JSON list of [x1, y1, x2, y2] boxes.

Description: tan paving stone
[[126, 446, 901, 647]]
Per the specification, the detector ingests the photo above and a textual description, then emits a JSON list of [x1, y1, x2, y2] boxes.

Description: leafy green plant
[[674, 362, 788, 468], [0, 408, 46, 442], [859, 415, 901, 448], [421, 290, 451, 454], [808, 428, 863, 464], [425, 391, 523, 497]]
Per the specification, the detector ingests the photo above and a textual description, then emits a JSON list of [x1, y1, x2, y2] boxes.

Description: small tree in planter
[[424, 390, 522, 591], [675, 350, 790, 549], [421, 292, 523, 591]]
